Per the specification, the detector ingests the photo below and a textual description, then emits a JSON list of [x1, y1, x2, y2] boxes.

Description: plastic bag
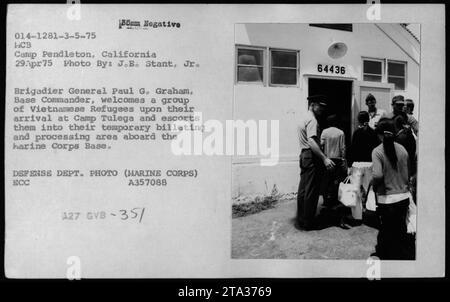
[[366, 187, 377, 211], [338, 177, 358, 207], [406, 196, 417, 234]]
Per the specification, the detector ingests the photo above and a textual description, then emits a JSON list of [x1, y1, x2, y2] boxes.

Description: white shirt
[[368, 108, 386, 129], [377, 192, 412, 205], [320, 127, 345, 159]]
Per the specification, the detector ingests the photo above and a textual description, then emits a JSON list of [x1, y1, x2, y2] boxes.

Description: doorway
[[308, 78, 353, 156]]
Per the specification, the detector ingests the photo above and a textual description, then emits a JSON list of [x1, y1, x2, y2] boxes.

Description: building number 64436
[[317, 64, 345, 74]]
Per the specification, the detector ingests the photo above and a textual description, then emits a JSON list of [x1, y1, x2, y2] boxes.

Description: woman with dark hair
[[371, 118, 414, 260]]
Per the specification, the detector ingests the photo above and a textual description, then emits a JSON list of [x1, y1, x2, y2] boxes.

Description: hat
[[307, 94, 328, 106], [391, 95, 405, 105]]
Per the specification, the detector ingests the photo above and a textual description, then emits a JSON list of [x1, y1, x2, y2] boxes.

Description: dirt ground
[[232, 198, 378, 259]]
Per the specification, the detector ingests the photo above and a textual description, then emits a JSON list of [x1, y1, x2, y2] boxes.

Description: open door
[[308, 78, 353, 153]]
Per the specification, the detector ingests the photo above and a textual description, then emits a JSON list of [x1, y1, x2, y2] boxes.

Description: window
[[387, 60, 406, 90], [309, 24, 353, 32], [236, 46, 265, 83], [363, 59, 383, 82], [236, 45, 300, 86], [270, 49, 299, 86]]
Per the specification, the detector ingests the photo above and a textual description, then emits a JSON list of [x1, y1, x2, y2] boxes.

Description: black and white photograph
[[2, 3, 445, 281]]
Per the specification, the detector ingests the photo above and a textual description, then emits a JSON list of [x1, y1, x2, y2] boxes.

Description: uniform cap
[[307, 94, 328, 106]]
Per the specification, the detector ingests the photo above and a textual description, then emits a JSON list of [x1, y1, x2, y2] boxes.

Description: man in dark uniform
[[297, 95, 335, 230], [382, 95, 419, 135]]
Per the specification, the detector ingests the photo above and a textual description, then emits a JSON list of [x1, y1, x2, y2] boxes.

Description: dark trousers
[[375, 198, 415, 260], [297, 149, 324, 229], [323, 158, 346, 208]]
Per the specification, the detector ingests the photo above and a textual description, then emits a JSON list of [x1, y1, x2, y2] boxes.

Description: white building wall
[[233, 23, 420, 199]]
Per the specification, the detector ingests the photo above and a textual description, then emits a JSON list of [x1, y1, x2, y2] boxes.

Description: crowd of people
[[297, 93, 417, 260]]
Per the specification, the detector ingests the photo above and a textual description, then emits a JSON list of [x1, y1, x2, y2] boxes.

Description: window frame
[[362, 57, 385, 83], [387, 59, 407, 91], [269, 48, 300, 87], [235, 45, 267, 86]]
